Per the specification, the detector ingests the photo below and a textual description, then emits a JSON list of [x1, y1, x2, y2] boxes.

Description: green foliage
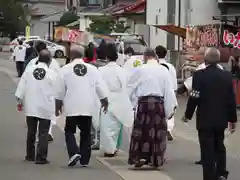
[[0, 0, 28, 38], [114, 20, 130, 33], [87, 16, 130, 34], [87, 16, 115, 34], [57, 11, 79, 27]]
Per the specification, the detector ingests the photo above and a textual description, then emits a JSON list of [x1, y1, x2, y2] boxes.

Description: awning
[[153, 24, 186, 38], [66, 20, 79, 27], [112, 0, 146, 15]]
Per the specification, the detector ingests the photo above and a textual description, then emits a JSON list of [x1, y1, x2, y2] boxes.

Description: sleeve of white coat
[[169, 65, 178, 91], [163, 73, 178, 119], [127, 67, 142, 107], [55, 70, 66, 101], [15, 70, 28, 99], [184, 76, 193, 92], [94, 70, 108, 100]]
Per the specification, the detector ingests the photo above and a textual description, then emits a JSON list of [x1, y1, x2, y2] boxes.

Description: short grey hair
[[144, 48, 157, 58], [204, 47, 220, 64], [70, 45, 84, 59]]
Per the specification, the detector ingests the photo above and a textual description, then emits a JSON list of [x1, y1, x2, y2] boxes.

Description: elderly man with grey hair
[[127, 48, 177, 168], [55, 45, 109, 167], [182, 47, 237, 180]]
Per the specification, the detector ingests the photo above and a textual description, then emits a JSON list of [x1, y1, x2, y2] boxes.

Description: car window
[[20, 37, 26, 42], [124, 42, 147, 55], [25, 40, 34, 45]]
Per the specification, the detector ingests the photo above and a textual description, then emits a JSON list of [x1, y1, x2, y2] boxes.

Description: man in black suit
[[182, 47, 237, 180]]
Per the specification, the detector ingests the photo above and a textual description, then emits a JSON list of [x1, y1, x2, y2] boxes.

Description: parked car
[[23, 39, 66, 58], [9, 36, 40, 52]]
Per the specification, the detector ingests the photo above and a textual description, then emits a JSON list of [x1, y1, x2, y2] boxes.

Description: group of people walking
[[13, 38, 237, 180]]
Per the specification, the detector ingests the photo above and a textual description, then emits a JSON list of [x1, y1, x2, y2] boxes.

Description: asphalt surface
[[1, 52, 240, 180]]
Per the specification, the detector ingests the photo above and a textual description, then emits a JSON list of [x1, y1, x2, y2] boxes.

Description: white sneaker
[[80, 164, 88, 168], [68, 154, 81, 167]]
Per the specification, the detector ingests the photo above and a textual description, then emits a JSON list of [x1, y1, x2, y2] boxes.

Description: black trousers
[[16, 61, 24, 77], [65, 116, 92, 165], [26, 116, 51, 161], [198, 129, 227, 180], [198, 131, 203, 162]]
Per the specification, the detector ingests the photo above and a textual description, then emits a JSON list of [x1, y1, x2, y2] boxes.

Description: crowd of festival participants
[[12, 38, 238, 180]]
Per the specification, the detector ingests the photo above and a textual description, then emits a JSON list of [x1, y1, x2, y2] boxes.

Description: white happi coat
[[184, 62, 224, 91], [27, 57, 60, 73], [26, 57, 60, 124], [128, 59, 178, 119], [56, 59, 108, 122], [98, 62, 134, 153], [159, 58, 178, 131], [15, 62, 59, 121]]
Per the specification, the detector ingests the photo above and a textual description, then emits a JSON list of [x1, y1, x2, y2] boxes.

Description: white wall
[[31, 20, 49, 39], [146, 0, 168, 48], [79, 16, 92, 31], [146, 0, 221, 50], [179, 0, 220, 26]]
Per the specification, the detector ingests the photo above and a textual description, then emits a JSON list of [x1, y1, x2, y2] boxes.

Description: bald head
[[70, 45, 84, 60], [204, 47, 220, 65], [38, 49, 51, 65]]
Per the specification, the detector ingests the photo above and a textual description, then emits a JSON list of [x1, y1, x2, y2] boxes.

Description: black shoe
[[194, 160, 202, 165], [35, 159, 50, 164], [25, 156, 35, 162], [104, 153, 115, 158], [167, 131, 174, 141], [48, 134, 54, 142], [91, 143, 100, 150]]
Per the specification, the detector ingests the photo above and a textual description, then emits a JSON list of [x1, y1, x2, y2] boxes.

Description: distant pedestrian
[[97, 39, 107, 60], [84, 42, 96, 63], [12, 40, 26, 77], [15, 50, 59, 164], [182, 47, 237, 180], [24, 41, 37, 69], [155, 45, 178, 141]]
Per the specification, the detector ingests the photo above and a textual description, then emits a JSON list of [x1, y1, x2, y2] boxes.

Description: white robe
[[158, 58, 178, 132], [98, 62, 134, 154], [26, 57, 60, 130], [128, 59, 178, 119]]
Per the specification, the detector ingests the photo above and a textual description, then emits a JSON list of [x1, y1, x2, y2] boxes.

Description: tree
[[57, 9, 79, 27], [87, 16, 115, 34], [113, 20, 130, 33], [87, 16, 130, 34], [0, 0, 28, 38]]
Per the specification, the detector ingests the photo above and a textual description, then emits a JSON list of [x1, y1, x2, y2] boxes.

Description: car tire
[[55, 50, 64, 58]]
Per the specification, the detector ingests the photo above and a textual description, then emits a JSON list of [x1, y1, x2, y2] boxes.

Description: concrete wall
[[146, 0, 168, 48], [31, 19, 49, 38]]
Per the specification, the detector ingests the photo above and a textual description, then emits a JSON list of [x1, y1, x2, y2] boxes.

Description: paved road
[[1, 52, 240, 180]]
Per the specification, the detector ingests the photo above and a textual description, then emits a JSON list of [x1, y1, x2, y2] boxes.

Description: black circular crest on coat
[[73, 64, 87, 76], [33, 68, 46, 80]]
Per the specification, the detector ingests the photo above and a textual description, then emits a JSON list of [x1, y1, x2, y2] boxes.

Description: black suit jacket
[[185, 64, 237, 130]]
